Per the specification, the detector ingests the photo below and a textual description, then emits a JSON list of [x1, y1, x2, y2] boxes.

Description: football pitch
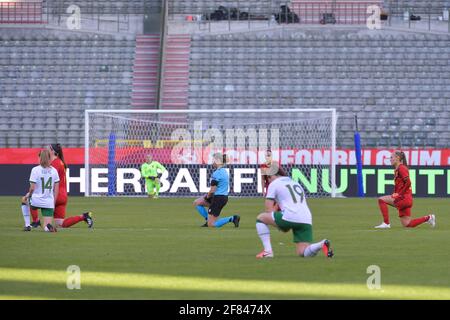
[[0, 196, 449, 300]]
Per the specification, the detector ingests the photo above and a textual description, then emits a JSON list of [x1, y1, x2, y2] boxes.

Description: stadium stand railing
[[42, 0, 162, 14], [168, 0, 284, 15], [0, 1, 44, 24], [291, 1, 383, 24], [169, 0, 383, 25], [384, 0, 450, 15]]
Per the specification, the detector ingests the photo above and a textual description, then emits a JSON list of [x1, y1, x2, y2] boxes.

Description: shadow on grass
[[0, 280, 380, 300], [1, 268, 450, 300]]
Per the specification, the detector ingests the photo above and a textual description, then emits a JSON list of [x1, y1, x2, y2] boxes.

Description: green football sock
[[155, 180, 161, 196], [146, 180, 155, 195]]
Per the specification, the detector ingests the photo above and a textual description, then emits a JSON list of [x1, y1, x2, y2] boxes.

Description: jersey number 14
[[41, 177, 52, 193]]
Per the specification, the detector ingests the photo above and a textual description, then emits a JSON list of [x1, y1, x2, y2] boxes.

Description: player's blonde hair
[[39, 149, 52, 168], [212, 152, 227, 165]]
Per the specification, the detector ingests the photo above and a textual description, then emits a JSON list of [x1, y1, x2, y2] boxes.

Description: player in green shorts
[[255, 163, 334, 259], [141, 154, 166, 199], [26, 149, 60, 232]]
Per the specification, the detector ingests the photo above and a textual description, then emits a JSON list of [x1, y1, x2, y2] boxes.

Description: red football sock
[[407, 216, 430, 228], [322, 242, 329, 257], [378, 199, 390, 224], [30, 208, 39, 223], [62, 215, 84, 228]]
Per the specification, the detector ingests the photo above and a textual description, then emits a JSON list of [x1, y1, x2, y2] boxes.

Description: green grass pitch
[[0, 196, 449, 300]]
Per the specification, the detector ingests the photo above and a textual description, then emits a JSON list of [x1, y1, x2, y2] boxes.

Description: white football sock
[[256, 222, 272, 253], [21, 204, 30, 227], [303, 240, 325, 257]]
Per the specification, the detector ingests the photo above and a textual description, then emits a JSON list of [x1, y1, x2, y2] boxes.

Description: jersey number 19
[[285, 184, 304, 203]]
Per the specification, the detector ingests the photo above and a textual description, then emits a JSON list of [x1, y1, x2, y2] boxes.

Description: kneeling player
[[49, 144, 93, 229], [27, 144, 93, 229], [193, 153, 240, 228], [141, 154, 166, 199], [260, 149, 286, 197], [375, 151, 435, 229], [255, 165, 333, 258], [27, 149, 60, 232]]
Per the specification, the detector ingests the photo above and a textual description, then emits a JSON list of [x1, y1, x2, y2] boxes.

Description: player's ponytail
[[51, 143, 67, 169], [395, 150, 408, 166], [39, 149, 52, 168], [400, 151, 408, 166]]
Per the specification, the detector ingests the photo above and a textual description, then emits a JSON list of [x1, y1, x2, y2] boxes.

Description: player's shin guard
[[303, 240, 326, 257], [256, 220, 273, 253], [407, 216, 430, 228], [62, 215, 84, 228], [21, 204, 31, 227], [378, 199, 390, 224]]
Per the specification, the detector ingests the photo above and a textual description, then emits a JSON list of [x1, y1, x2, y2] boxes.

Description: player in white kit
[[24, 149, 60, 232], [255, 163, 333, 258], [21, 192, 32, 231]]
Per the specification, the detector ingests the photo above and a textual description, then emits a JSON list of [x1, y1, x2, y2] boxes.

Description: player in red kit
[[260, 150, 275, 196], [260, 150, 286, 210], [374, 151, 436, 229], [30, 144, 93, 229]]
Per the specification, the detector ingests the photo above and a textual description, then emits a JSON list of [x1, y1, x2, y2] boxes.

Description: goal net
[[84, 109, 337, 197]]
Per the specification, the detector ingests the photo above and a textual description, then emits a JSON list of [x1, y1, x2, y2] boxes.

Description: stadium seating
[[131, 34, 190, 111], [162, 35, 191, 110], [1, 21, 449, 149], [384, 1, 450, 14], [188, 29, 450, 148], [0, 28, 135, 148], [132, 34, 161, 109], [43, 0, 162, 14]]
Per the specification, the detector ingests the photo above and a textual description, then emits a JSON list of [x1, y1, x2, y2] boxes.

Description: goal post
[[84, 109, 337, 198]]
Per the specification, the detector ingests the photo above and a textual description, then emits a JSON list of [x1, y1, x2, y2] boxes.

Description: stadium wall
[[1, 148, 449, 197]]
